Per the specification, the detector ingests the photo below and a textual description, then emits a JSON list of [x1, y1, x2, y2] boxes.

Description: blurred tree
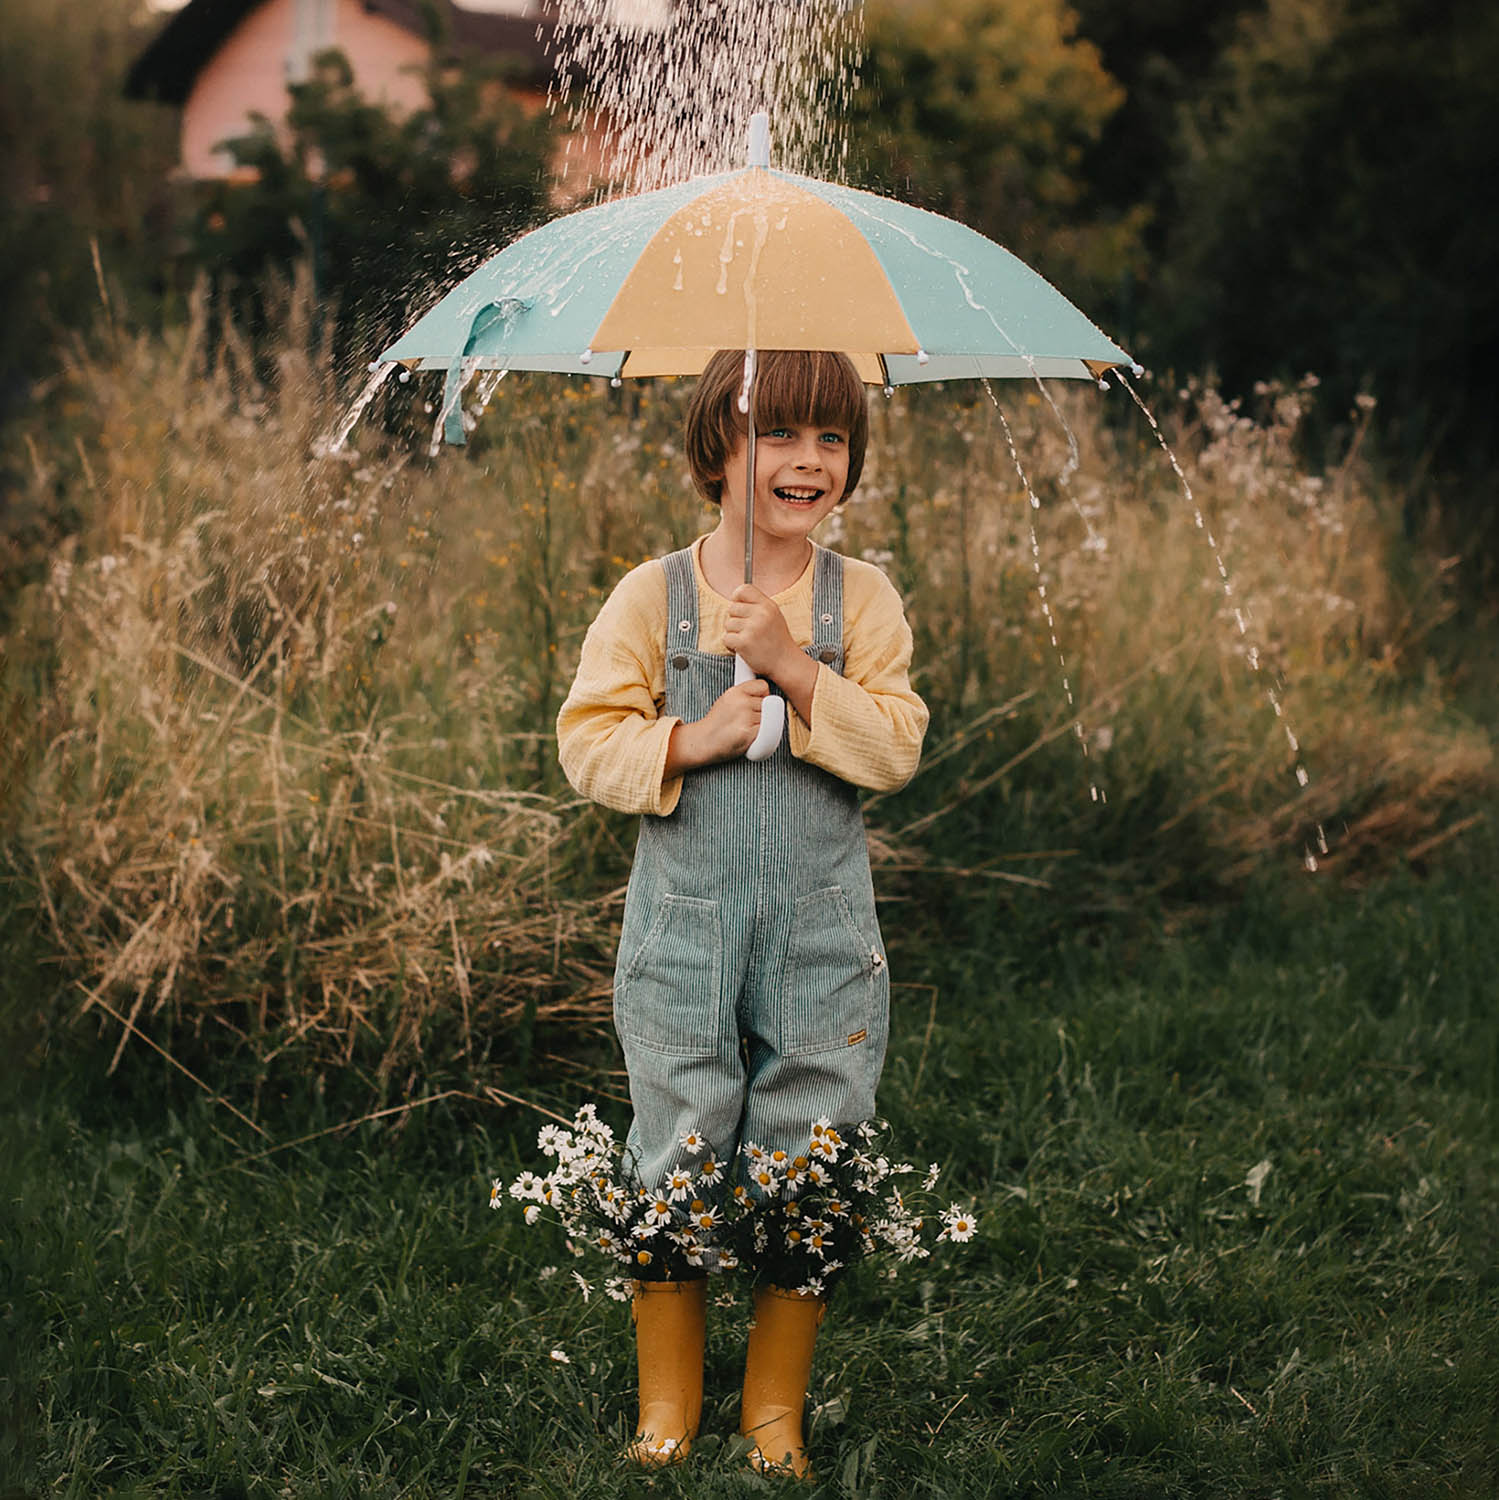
[[847, 0, 1149, 317], [1153, 0, 1499, 541], [1068, 0, 1259, 230], [192, 44, 555, 375], [0, 0, 177, 426]]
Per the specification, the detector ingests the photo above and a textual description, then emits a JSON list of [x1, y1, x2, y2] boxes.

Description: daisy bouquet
[[495, 1107, 977, 1299]]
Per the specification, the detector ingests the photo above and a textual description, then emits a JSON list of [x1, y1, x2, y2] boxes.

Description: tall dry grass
[[1, 279, 1490, 1090]]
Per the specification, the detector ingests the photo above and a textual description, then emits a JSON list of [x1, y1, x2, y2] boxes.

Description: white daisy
[[509, 1170, 543, 1201], [940, 1206, 978, 1243], [750, 1164, 781, 1194], [665, 1168, 694, 1202]]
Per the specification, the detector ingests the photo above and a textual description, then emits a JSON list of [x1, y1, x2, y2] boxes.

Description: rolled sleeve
[[556, 563, 684, 816], [785, 566, 928, 792]]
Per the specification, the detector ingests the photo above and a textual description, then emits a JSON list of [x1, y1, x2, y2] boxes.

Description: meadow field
[[2, 295, 1496, 1495]]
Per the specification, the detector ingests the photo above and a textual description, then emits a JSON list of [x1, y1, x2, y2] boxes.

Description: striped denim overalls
[[614, 544, 891, 1193]]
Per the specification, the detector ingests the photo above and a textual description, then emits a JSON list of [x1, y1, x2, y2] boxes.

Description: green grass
[[5, 852, 1494, 1494], [5, 841, 1497, 1498]]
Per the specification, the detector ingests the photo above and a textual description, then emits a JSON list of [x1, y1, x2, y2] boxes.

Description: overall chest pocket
[[614, 893, 724, 1058], [780, 886, 887, 1056]]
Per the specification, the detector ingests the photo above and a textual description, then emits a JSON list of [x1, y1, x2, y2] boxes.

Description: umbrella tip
[[748, 112, 771, 169]]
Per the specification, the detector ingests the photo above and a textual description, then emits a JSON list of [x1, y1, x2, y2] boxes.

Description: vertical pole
[[741, 349, 758, 586]]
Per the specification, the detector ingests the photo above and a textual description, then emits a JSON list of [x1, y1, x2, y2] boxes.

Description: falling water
[[545, 0, 864, 193], [982, 379, 1102, 803], [324, 360, 397, 455], [1115, 371, 1325, 864]]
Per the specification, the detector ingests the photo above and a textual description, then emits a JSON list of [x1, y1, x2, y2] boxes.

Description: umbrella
[[374, 113, 1135, 756], [381, 115, 1131, 413]]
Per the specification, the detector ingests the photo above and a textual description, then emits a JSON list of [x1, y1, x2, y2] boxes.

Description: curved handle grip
[[735, 654, 785, 762]]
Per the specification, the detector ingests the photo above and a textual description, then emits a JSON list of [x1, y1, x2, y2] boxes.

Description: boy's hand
[[724, 584, 818, 727], [723, 585, 798, 680], [665, 678, 772, 774]]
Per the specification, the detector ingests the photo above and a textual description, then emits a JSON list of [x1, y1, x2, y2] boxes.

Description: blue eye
[[820, 431, 846, 444]]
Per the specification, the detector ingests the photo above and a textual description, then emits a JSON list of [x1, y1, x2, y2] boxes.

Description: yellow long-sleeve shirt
[[557, 536, 928, 816]]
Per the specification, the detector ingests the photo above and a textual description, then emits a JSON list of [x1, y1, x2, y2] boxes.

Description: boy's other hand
[[665, 678, 772, 774], [723, 585, 797, 680]]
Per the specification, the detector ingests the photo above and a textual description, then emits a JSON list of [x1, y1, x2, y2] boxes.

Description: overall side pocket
[[614, 893, 723, 1058], [780, 885, 886, 1056]]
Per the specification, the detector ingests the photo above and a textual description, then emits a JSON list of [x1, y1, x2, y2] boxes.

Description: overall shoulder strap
[[810, 546, 845, 667], [660, 547, 700, 651]]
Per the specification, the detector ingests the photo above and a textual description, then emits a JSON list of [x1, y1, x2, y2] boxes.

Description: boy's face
[[717, 421, 850, 547]]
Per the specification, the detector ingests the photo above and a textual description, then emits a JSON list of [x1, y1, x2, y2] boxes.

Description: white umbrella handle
[[736, 654, 785, 761]]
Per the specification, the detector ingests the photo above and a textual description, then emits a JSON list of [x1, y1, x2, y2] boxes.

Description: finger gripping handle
[[735, 654, 785, 762]]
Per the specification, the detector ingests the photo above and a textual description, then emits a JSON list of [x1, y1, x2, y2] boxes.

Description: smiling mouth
[[774, 486, 824, 505]]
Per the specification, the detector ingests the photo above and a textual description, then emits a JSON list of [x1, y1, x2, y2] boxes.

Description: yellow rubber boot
[[626, 1279, 707, 1466], [739, 1285, 827, 1479]]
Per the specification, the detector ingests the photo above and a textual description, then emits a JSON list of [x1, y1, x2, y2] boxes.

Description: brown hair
[[684, 349, 869, 504]]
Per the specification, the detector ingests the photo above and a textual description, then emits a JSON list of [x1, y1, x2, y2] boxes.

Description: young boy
[[556, 348, 927, 1476]]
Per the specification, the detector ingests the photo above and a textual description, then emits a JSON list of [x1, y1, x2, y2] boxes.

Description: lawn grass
[[4, 845, 1497, 1499]]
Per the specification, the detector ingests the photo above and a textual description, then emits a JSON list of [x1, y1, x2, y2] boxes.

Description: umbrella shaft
[[743, 351, 758, 586]]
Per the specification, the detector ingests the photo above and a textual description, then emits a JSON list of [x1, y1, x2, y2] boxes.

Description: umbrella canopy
[[379, 136, 1133, 429]]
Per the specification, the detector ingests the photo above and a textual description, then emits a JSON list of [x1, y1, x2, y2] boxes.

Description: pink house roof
[[125, 0, 558, 104]]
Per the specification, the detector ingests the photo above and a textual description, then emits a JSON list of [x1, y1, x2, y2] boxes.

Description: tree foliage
[[848, 0, 1148, 313], [0, 0, 176, 424], [1154, 0, 1499, 494], [193, 46, 555, 372]]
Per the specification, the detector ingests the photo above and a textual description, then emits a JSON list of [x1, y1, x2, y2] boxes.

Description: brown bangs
[[685, 349, 869, 504]]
